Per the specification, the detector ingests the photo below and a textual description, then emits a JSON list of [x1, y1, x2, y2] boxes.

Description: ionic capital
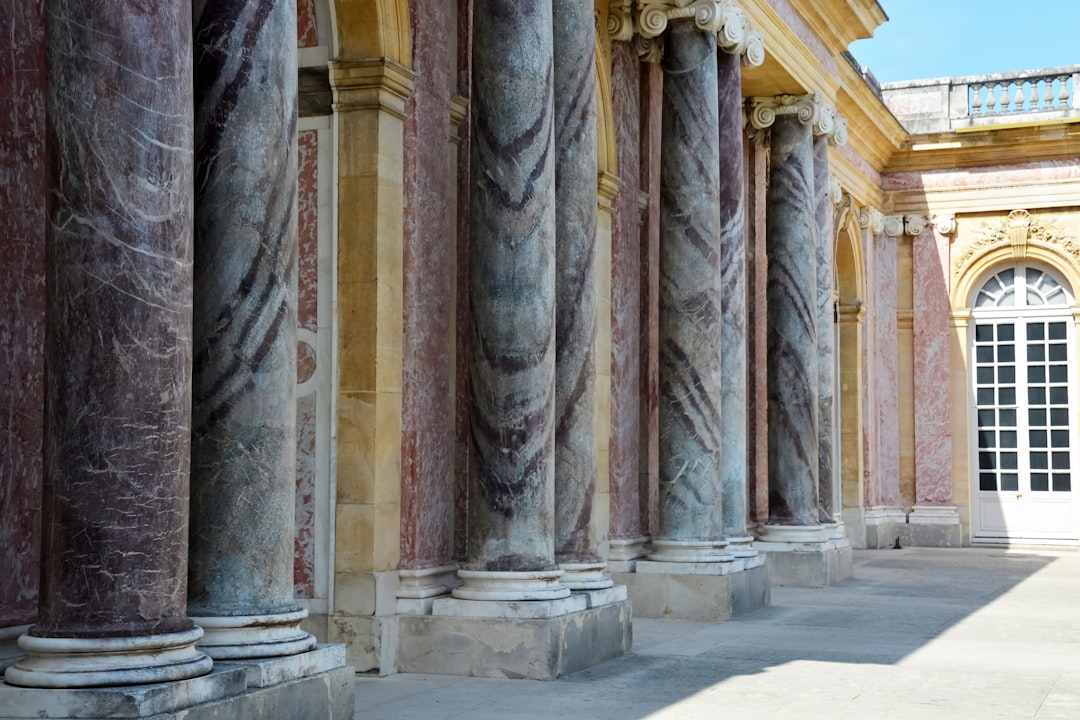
[[905, 214, 929, 236], [883, 215, 905, 237], [933, 214, 956, 235], [637, 0, 725, 39], [829, 176, 843, 207], [634, 1, 764, 65], [747, 94, 837, 138], [858, 206, 884, 234], [604, 1, 635, 43]]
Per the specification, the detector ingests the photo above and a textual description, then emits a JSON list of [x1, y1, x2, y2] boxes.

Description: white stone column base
[[647, 538, 734, 563], [725, 535, 759, 558], [909, 505, 961, 524], [397, 564, 458, 599], [191, 609, 316, 660], [755, 524, 830, 544], [608, 536, 648, 562], [559, 561, 615, 590], [451, 569, 571, 601], [4, 627, 212, 688], [0, 624, 30, 674]]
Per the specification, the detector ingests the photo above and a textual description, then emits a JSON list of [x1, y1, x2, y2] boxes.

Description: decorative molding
[[605, 1, 635, 43], [883, 214, 905, 238], [858, 206, 885, 235], [905, 214, 929, 236], [634, 0, 764, 64], [328, 58, 415, 119], [635, 33, 663, 63], [932, 214, 956, 236], [952, 209, 1080, 278], [829, 176, 843, 206], [637, 0, 725, 39]]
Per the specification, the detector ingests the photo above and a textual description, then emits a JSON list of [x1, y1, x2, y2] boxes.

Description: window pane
[[979, 430, 996, 448], [978, 409, 996, 426], [1052, 430, 1070, 448], [1050, 387, 1069, 405], [998, 366, 1016, 384], [1000, 431, 1017, 448], [1000, 409, 1017, 427], [1001, 473, 1019, 491], [1050, 343, 1067, 362], [1030, 408, 1047, 426], [1027, 289, 1044, 305], [1031, 473, 1050, 491], [977, 367, 994, 384], [999, 388, 1016, 405], [1028, 344, 1045, 362], [1030, 431, 1048, 448], [999, 290, 1015, 306], [1049, 322, 1067, 340], [998, 345, 1015, 362], [979, 451, 997, 469], [1050, 365, 1068, 383], [977, 346, 994, 363], [1031, 451, 1049, 469], [1029, 366, 1046, 384], [978, 388, 994, 405], [1052, 452, 1070, 469], [998, 324, 1015, 341], [980, 473, 997, 491], [1029, 387, 1047, 405], [1050, 408, 1068, 426], [1027, 323, 1045, 341], [1001, 452, 1018, 470], [1053, 474, 1072, 492]]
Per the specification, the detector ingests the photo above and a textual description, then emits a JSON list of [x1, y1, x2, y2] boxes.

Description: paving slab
[[354, 547, 1080, 720]]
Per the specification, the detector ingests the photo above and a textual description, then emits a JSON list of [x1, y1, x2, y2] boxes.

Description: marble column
[[5, 0, 212, 687], [188, 0, 315, 659], [875, 216, 904, 513], [608, 37, 647, 565], [651, 18, 728, 562], [717, 47, 754, 556], [813, 135, 835, 524], [456, 0, 568, 601], [749, 95, 826, 537], [912, 216, 958, 521], [552, 0, 609, 590]]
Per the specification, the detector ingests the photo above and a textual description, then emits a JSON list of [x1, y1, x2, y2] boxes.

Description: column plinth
[[187, 0, 315, 659], [5, 0, 210, 688]]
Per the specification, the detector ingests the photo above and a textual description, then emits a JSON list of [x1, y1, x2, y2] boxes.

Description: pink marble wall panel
[[883, 158, 1080, 191], [297, 0, 318, 47], [873, 232, 901, 507], [912, 227, 953, 505], [294, 129, 319, 598], [0, 0, 45, 628], [638, 61, 663, 537], [861, 226, 878, 507], [402, 0, 454, 570], [837, 142, 882, 191], [767, 0, 837, 77], [746, 134, 769, 523], [608, 41, 643, 542]]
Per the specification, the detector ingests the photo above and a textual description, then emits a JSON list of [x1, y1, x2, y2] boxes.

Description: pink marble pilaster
[[746, 132, 769, 524], [873, 231, 901, 508], [913, 226, 953, 505], [401, 0, 454, 572], [608, 40, 644, 546], [0, 0, 45, 630]]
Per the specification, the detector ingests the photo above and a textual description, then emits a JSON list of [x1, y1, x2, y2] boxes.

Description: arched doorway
[[970, 264, 1080, 542]]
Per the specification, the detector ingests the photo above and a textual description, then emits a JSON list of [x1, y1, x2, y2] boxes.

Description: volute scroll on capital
[[858, 206, 885, 235], [633, 1, 764, 66], [603, 1, 635, 43], [932, 214, 956, 235]]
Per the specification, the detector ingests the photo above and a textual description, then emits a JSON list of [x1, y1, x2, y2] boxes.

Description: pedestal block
[[753, 536, 853, 588], [902, 506, 964, 547], [0, 647, 353, 720], [613, 560, 769, 621], [396, 597, 631, 680]]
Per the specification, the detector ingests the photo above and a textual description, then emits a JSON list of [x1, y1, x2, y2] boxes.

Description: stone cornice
[[329, 57, 415, 119]]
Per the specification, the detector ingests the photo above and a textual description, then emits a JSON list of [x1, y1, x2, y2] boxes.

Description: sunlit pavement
[[355, 547, 1080, 720]]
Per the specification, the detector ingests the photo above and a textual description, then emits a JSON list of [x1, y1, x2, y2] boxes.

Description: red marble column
[[399, 0, 456, 597], [608, 40, 647, 563], [6, 0, 211, 687], [0, 0, 45, 637]]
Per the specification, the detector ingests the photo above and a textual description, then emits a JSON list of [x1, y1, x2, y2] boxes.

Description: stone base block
[[0, 646, 353, 720], [328, 614, 395, 675], [396, 599, 631, 679], [612, 563, 769, 620], [755, 541, 853, 587], [900, 522, 964, 548], [864, 507, 907, 549]]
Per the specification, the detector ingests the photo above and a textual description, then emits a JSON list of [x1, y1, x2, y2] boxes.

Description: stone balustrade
[[879, 65, 1080, 133]]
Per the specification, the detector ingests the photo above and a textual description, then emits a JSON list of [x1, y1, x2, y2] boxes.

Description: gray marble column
[[552, 0, 609, 590], [455, 0, 567, 601], [754, 97, 822, 533], [188, 0, 315, 658], [813, 135, 836, 524], [5, 0, 212, 688], [650, 20, 728, 562], [716, 48, 754, 556]]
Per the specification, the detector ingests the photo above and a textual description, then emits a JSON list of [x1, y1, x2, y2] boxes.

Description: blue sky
[[847, 0, 1080, 83]]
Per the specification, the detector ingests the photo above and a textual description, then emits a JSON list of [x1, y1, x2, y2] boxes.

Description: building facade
[[1, 0, 1079, 714]]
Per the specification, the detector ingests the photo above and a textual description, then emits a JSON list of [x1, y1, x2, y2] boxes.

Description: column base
[[607, 537, 649, 573], [0, 627, 30, 675], [0, 645, 353, 719], [190, 609, 316, 660], [451, 569, 571, 601], [753, 534, 853, 588], [864, 506, 908, 549], [647, 538, 733, 562], [902, 505, 963, 547], [3, 628, 212, 689], [558, 561, 614, 590], [612, 559, 769, 620], [396, 595, 631, 679], [396, 565, 457, 615]]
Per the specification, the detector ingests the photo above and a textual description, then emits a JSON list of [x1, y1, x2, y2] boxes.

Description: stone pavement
[[354, 547, 1080, 720]]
